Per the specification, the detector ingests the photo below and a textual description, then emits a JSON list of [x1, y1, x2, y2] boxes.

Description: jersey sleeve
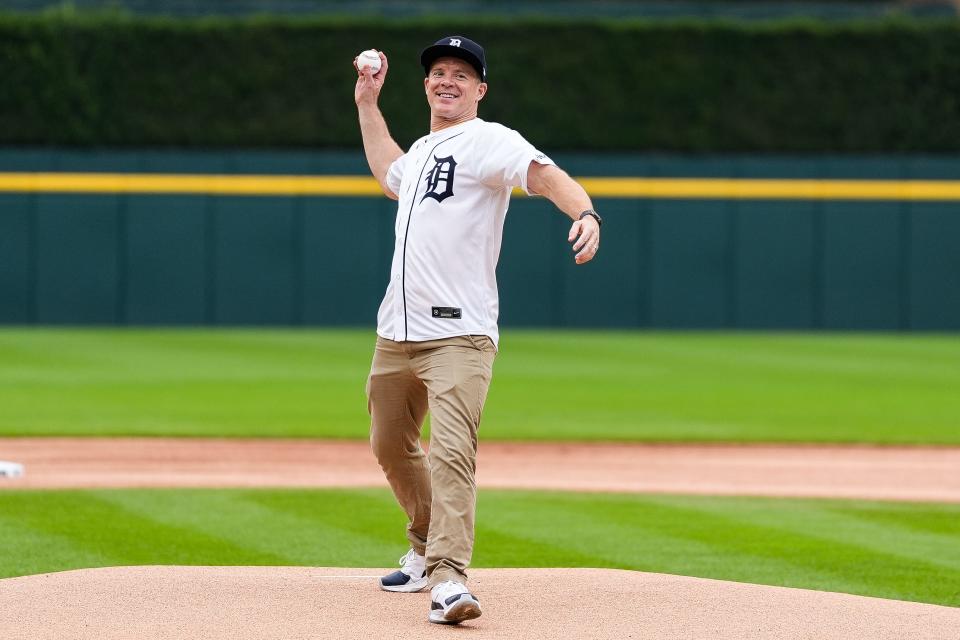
[[385, 153, 409, 196], [478, 125, 555, 195]]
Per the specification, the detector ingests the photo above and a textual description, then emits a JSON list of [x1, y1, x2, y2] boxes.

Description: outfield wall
[[1, 150, 959, 330]]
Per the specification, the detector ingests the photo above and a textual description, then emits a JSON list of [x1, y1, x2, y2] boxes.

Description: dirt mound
[[1, 566, 956, 640]]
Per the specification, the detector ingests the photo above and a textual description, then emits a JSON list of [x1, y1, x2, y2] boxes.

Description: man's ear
[[424, 77, 430, 94], [477, 82, 487, 102]]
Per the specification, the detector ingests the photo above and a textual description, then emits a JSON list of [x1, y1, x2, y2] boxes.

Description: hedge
[[0, 14, 958, 151]]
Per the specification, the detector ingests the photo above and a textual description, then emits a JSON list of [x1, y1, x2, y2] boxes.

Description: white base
[[0, 461, 24, 478]]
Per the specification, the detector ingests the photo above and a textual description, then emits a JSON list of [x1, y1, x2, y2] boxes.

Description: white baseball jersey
[[378, 117, 554, 348]]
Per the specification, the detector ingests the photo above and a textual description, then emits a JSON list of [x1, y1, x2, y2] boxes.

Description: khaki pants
[[366, 334, 496, 586]]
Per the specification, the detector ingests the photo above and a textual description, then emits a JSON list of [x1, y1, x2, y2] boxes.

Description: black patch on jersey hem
[[432, 307, 462, 319]]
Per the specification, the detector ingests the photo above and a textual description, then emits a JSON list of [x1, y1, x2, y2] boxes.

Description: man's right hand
[[354, 50, 389, 107], [354, 49, 403, 200]]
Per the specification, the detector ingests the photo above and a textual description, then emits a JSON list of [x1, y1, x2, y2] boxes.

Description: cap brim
[[420, 45, 485, 81]]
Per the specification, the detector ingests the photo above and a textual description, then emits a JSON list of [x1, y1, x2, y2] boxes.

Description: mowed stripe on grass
[[1, 329, 958, 444], [0, 488, 957, 607]]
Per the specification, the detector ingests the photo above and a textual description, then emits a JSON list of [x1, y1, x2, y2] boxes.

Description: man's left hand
[[569, 216, 600, 265]]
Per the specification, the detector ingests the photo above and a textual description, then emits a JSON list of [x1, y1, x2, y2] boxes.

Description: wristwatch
[[579, 209, 603, 227]]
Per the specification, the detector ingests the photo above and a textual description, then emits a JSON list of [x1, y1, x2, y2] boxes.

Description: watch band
[[578, 209, 603, 227]]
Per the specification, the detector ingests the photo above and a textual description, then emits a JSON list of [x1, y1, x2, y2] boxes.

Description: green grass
[[0, 488, 957, 607], [1, 328, 959, 443]]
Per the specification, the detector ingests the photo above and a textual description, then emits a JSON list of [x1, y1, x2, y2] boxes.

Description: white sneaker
[[428, 580, 482, 625], [379, 549, 428, 592]]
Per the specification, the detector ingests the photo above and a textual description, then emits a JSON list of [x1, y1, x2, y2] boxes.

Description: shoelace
[[398, 548, 422, 573]]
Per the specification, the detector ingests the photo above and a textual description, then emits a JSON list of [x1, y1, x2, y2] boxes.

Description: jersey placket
[[397, 131, 465, 341], [391, 186, 413, 340]]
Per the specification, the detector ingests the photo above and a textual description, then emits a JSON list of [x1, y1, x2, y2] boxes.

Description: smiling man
[[353, 35, 601, 626]]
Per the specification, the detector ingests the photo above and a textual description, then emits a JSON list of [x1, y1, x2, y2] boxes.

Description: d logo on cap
[[449, 38, 461, 47]]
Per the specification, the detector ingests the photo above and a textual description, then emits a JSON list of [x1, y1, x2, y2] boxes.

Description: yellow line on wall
[[2, 172, 960, 201], [576, 178, 960, 201], [0, 173, 385, 196]]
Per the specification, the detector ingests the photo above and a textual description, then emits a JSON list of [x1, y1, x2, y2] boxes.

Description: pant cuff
[[428, 567, 467, 587]]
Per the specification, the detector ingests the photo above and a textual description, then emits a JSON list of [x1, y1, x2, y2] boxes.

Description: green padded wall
[[301, 198, 394, 325], [0, 195, 31, 323], [733, 158, 820, 329], [910, 204, 960, 330], [560, 198, 646, 328], [820, 159, 904, 330], [906, 158, 960, 330], [1, 149, 959, 330], [125, 195, 208, 324], [212, 196, 299, 325], [498, 198, 564, 327], [34, 194, 120, 324]]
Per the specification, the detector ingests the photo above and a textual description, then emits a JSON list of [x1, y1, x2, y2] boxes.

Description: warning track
[[1, 437, 958, 502]]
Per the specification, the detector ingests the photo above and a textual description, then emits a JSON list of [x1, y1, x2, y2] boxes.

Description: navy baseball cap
[[420, 36, 486, 81]]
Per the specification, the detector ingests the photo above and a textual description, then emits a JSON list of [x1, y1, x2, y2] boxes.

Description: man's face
[[424, 57, 487, 119]]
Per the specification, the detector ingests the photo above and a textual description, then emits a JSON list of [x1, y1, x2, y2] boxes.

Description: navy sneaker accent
[[379, 549, 428, 593]]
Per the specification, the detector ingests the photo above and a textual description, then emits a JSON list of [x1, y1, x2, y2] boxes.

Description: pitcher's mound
[[0, 566, 956, 640]]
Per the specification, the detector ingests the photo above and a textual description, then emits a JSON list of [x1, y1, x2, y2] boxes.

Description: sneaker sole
[[429, 596, 482, 625], [380, 577, 428, 593]]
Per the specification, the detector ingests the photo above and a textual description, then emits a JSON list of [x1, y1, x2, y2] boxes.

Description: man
[[353, 35, 601, 625]]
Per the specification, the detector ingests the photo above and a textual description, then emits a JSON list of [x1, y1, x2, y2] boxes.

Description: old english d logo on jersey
[[420, 155, 457, 203]]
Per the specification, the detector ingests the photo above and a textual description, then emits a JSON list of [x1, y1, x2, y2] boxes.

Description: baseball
[[356, 49, 381, 74]]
